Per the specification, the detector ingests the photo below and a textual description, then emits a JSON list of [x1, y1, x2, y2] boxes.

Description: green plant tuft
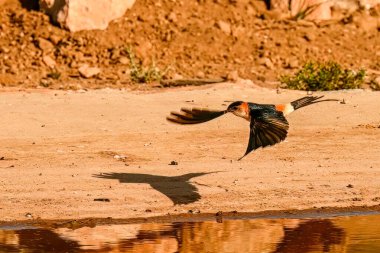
[[369, 79, 380, 91], [280, 61, 366, 91], [47, 70, 61, 80], [125, 47, 166, 84], [292, 3, 321, 20]]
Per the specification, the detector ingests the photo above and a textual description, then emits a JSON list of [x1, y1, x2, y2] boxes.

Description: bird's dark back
[[248, 103, 276, 111]]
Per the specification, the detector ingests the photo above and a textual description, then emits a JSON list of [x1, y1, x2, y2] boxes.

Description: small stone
[[303, 33, 316, 42], [114, 154, 127, 161], [216, 20, 231, 35], [0, 46, 10, 53], [346, 184, 354, 188], [37, 38, 55, 53], [119, 56, 129, 65], [25, 213, 33, 218], [42, 55, 56, 68], [169, 160, 178, 165], [375, 76, 380, 84], [49, 35, 62, 45], [288, 59, 299, 69], [167, 12, 177, 22], [173, 73, 184, 79], [227, 70, 239, 81], [67, 83, 83, 90], [78, 64, 101, 78], [258, 57, 274, 69], [94, 198, 110, 202], [196, 71, 205, 79], [216, 211, 223, 223], [8, 64, 18, 74], [39, 79, 51, 87]]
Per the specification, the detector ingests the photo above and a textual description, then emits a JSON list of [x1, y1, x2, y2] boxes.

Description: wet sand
[[0, 82, 379, 222]]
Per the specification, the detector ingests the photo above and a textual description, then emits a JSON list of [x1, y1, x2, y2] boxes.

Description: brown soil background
[[0, 83, 379, 221], [0, 0, 379, 89]]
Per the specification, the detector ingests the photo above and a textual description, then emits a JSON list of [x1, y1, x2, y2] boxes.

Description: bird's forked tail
[[290, 96, 339, 111]]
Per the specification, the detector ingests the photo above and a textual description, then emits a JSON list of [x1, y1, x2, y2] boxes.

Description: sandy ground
[[0, 82, 379, 221]]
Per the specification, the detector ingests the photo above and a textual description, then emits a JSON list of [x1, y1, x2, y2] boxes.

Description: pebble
[[78, 64, 101, 78], [167, 12, 177, 22], [258, 57, 274, 69], [94, 198, 110, 202], [169, 160, 178, 165], [303, 33, 316, 42], [119, 56, 129, 65], [216, 20, 231, 35], [37, 38, 55, 53], [114, 154, 127, 160], [42, 55, 56, 68], [196, 71, 205, 79], [25, 213, 33, 218], [288, 59, 299, 69], [227, 70, 239, 81]]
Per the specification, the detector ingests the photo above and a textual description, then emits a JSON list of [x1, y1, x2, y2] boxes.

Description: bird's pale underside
[[167, 96, 339, 160]]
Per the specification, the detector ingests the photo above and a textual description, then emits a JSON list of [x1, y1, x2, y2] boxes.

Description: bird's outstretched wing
[[167, 107, 227, 124], [239, 109, 289, 160]]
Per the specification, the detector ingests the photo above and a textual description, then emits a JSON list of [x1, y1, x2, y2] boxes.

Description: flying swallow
[[167, 96, 338, 160]]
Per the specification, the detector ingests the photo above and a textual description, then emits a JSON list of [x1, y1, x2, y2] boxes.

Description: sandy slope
[[0, 82, 379, 221]]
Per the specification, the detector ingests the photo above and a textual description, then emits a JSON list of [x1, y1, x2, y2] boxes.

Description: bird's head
[[227, 101, 250, 120]]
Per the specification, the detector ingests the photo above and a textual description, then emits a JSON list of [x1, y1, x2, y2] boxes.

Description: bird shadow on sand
[[93, 171, 220, 205]]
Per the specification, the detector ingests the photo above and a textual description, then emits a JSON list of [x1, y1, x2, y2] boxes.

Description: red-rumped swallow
[[167, 96, 338, 160]]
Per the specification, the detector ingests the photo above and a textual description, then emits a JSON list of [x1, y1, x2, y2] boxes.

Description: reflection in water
[[0, 215, 380, 253], [273, 220, 344, 253]]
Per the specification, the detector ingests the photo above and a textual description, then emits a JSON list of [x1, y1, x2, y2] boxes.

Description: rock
[[227, 70, 239, 81], [25, 213, 33, 218], [303, 32, 316, 41], [49, 34, 62, 45], [119, 56, 129, 65], [288, 58, 299, 69], [167, 12, 177, 22], [270, 0, 333, 20], [169, 160, 178, 165], [291, 0, 332, 20], [8, 64, 18, 75], [113, 154, 127, 160], [196, 71, 205, 79], [39, 0, 136, 32], [40, 79, 51, 87], [216, 20, 231, 35], [258, 57, 274, 69], [173, 73, 184, 79], [37, 38, 55, 53], [42, 55, 56, 68], [270, 0, 289, 11], [93, 198, 110, 202], [0, 46, 10, 54], [78, 64, 101, 78]]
